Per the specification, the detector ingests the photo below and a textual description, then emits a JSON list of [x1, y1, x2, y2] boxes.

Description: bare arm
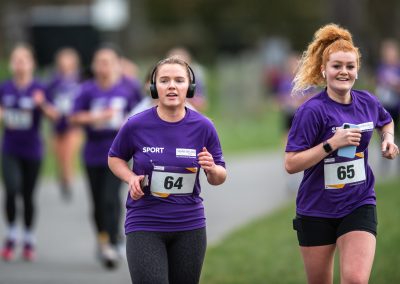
[[33, 90, 60, 121], [197, 147, 227, 185], [285, 127, 362, 174], [377, 120, 399, 159], [69, 108, 114, 126], [108, 156, 145, 200]]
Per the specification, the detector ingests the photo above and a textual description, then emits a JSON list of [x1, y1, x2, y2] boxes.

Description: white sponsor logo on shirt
[[357, 122, 374, 132], [176, 148, 197, 158], [143, 147, 165, 153], [332, 121, 374, 133]]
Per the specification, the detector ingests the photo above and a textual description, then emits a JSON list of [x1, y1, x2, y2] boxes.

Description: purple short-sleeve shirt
[[0, 80, 46, 160], [109, 107, 225, 234], [46, 74, 81, 134], [73, 78, 142, 166], [286, 89, 392, 218]]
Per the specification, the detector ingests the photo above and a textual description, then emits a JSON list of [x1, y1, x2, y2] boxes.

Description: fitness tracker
[[323, 140, 333, 153]]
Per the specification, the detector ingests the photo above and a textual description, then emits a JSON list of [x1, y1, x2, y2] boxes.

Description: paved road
[[0, 145, 394, 284]]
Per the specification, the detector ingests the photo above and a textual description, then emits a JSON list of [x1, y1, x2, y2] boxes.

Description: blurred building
[[0, 0, 130, 68]]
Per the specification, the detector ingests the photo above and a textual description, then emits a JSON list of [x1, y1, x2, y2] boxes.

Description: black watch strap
[[323, 140, 333, 153]]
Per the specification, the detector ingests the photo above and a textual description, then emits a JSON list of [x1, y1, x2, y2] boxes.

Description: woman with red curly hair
[[285, 24, 399, 284]]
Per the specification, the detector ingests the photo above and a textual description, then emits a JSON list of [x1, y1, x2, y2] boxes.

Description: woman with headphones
[[108, 57, 227, 284]]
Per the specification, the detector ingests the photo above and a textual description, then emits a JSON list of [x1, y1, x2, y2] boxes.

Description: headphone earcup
[[186, 83, 196, 98], [150, 84, 158, 99]]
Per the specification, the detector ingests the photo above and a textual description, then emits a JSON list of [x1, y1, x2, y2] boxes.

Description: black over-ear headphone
[[149, 63, 196, 99]]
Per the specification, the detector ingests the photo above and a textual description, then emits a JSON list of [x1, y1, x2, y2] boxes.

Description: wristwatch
[[323, 140, 333, 153]]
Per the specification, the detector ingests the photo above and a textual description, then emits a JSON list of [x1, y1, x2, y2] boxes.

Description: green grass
[[209, 103, 284, 154], [201, 178, 400, 284], [204, 66, 285, 154]]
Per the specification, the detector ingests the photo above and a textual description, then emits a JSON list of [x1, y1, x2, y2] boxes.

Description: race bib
[[54, 93, 73, 114], [108, 97, 127, 129], [3, 109, 33, 130], [150, 166, 198, 198], [324, 153, 366, 189], [90, 97, 126, 130]]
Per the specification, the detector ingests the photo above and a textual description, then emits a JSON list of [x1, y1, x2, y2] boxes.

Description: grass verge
[[201, 177, 400, 284]]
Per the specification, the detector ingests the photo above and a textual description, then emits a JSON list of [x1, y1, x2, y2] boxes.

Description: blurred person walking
[[285, 24, 399, 284], [276, 52, 314, 141], [276, 53, 314, 193], [375, 39, 400, 131], [70, 45, 142, 269], [0, 44, 59, 262], [108, 57, 227, 284], [375, 39, 400, 175], [46, 48, 83, 200]]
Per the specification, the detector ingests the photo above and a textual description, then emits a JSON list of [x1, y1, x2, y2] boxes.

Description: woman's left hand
[[382, 140, 399, 160], [198, 147, 216, 173]]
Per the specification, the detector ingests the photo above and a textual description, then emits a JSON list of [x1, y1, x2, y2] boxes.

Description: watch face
[[323, 141, 333, 153]]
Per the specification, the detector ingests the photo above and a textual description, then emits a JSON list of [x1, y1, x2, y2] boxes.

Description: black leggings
[[1, 154, 41, 229], [85, 165, 122, 245], [126, 228, 207, 284]]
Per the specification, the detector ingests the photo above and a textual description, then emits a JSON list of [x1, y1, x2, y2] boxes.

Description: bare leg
[[337, 231, 376, 284], [53, 128, 82, 186], [300, 244, 336, 284]]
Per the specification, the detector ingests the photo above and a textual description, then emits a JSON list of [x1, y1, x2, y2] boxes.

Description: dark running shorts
[[293, 205, 377, 247]]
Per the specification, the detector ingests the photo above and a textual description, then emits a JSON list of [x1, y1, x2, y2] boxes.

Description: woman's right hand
[[96, 108, 115, 122], [329, 127, 362, 150], [128, 174, 145, 200]]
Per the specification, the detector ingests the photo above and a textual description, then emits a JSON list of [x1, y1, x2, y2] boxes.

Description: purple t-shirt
[[286, 89, 392, 218], [109, 107, 225, 233], [73, 78, 142, 166], [375, 63, 400, 109], [0, 80, 46, 160], [46, 74, 81, 133]]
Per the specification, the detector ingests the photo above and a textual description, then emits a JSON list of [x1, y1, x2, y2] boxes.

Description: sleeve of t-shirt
[[205, 121, 226, 168], [131, 80, 143, 109], [109, 120, 135, 161], [286, 106, 323, 152], [32, 83, 50, 106], [72, 86, 90, 113], [44, 79, 58, 103], [125, 78, 143, 111], [0, 82, 4, 106]]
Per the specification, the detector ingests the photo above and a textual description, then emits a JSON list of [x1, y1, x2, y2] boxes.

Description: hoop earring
[[322, 71, 326, 78]]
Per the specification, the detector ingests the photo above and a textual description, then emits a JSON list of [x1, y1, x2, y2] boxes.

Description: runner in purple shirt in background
[[0, 44, 59, 262], [46, 48, 82, 200], [70, 45, 142, 269], [285, 24, 399, 284], [375, 39, 400, 132], [375, 40, 400, 175], [108, 57, 227, 284]]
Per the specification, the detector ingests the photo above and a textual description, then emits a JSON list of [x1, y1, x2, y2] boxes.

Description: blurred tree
[[0, 0, 399, 66]]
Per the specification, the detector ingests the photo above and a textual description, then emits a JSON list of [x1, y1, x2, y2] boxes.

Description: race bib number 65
[[324, 154, 366, 189]]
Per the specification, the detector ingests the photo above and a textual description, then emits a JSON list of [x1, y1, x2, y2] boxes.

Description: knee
[[342, 271, 370, 284]]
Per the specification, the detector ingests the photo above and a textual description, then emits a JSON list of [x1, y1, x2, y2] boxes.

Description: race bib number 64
[[324, 155, 366, 189], [150, 166, 198, 197]]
